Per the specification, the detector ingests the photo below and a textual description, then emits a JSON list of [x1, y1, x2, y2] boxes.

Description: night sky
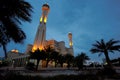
[[0, 0, 120, 63]]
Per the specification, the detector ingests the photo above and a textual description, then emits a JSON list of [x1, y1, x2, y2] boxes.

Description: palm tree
[[65, 54, 74, 69], [75, 52, 90, 70], [44, 45, 54, 67], [90, 39, 120, 68], [0, 0, 33, 59], [51, 51, 59, 67], [0, 25, 9, 58], [58, 54, 65, 67], [30, 49, 46, 70]]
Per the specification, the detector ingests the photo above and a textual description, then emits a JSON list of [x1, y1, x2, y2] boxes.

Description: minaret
[[32, 3, 50, 51], [67, 32, 74, 56], [68, 32, 73, 48]]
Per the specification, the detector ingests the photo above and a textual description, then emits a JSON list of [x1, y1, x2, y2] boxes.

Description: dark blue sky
[[0, 0, 120, 63]]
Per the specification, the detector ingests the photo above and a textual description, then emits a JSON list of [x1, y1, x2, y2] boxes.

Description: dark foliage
[[0, 0, 33, 58], [25, 62, 35, 70], [64, 54, 74, 68], [74, 52, 90, 70]]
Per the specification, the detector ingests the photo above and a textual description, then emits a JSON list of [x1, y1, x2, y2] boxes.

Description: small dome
[[42, 3, 50, 9], [68, 32, 72, 35]]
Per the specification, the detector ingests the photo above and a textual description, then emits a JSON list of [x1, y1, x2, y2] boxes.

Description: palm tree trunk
[[55, 61, 57, 67], [60, 62, 63, 67], [46, 60, 49, 67], [104, 51, 113, 68], [54, 60, 58, 67], [67, 62, 70, 69], [2, 43, 7, 59], [36, 59, 40, 70]]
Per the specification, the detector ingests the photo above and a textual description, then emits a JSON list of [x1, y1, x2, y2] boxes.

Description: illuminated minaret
[[32, 3, 50, 51], [68, 32, 73, 48]]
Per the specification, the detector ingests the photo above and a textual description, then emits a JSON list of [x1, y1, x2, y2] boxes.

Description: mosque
[[7, 3, 74, 67], [25, 3, 74, 55]]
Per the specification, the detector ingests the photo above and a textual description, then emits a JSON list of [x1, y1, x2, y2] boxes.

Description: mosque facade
[[7, 3, 74, 68]]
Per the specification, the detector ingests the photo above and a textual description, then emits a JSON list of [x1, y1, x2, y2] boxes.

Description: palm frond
[[109, 50, 114, 53], [101, 39, 106, 49], [2, 18, 26, 43], [98, 53, 103, 57], [106, 39, 120, 49], [90, 48, 103, 53], [110, 45, 120, 51]]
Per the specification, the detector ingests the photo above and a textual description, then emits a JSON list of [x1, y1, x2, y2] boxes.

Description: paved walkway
[[22, 70, 81, 77], [0, 67, 91, 77], [0, 67, 120, 77]]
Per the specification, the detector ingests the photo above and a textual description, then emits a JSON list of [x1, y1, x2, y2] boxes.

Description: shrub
[[25, 62, 35, 70]]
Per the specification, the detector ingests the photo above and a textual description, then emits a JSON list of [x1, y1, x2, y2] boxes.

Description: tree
[[0, 25, 9, 58], [64, 54, 74, 69], [58, 54, 65, 67], [51, 51, 59, 67], [0, 0, 33, 59], [90, 39, 120, 68], [44, 45, 54, 67], [30, 49, 46, 70], [75, 52, 90, 70]]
